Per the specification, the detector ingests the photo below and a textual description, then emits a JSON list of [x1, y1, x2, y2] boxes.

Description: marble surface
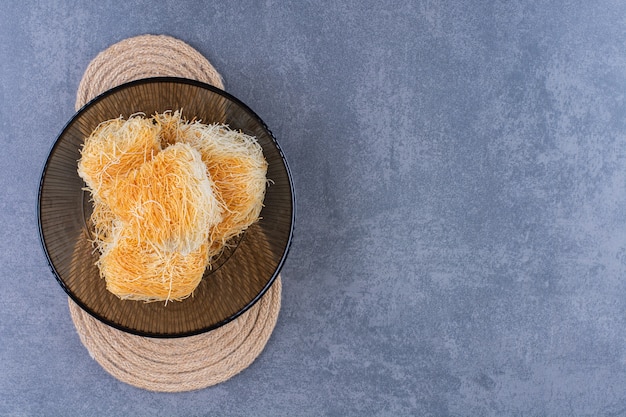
[[3, 1, 626, 416]]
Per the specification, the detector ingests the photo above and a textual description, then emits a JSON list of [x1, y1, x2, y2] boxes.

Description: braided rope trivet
[[69, 34, 282, 392], [75, 34, 224, 109]]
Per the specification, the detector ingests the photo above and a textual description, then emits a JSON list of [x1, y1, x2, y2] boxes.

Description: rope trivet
[[68, 279, 281, 392], [75, 34, 224, 109], [69, 34, 282, 392]]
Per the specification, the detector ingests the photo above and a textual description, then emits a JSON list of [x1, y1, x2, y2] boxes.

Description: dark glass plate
[[38, 77, 294, 337]]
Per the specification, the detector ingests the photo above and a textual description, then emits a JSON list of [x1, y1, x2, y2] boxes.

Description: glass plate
[[38, 77, 294, 337]]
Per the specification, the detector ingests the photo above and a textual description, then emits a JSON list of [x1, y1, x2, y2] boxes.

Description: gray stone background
[[2, 1, 626, 416]]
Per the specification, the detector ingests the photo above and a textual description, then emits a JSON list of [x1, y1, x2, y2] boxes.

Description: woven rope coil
[[69, 34, 282, 392], [75, 34, 224, 109], [68, 278, 281, 392]]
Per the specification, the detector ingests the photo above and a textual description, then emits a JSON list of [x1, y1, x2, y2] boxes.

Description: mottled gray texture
[[2, 0, 626, 415]]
